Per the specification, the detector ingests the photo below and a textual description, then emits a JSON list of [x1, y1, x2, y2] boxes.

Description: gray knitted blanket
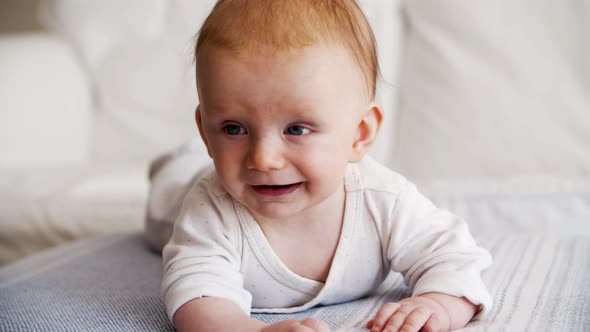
[[1, 233, 589, 331]]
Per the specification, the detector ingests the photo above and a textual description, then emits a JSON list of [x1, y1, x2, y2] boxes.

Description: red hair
[[195, 0, 379, 99]]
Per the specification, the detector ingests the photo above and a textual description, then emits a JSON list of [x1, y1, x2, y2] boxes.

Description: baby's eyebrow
[[202, 102, 233, 112], [281, 102, 319, 116], [201, 109, 239, 125], [202, 104, 241, 117]]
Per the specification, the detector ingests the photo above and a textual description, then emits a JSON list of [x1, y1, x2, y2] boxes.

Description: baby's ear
[[195, 106, 213, 157], [349, 103, 383, 162]]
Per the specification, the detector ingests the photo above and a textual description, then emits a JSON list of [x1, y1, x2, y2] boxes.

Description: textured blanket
[[1, 233, 588, 331]]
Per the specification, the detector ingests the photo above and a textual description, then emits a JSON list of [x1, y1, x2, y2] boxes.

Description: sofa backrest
[[393, 1, 590, 187]]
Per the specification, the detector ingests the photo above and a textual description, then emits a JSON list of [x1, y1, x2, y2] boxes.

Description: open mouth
[[251, 182, 302, 196]]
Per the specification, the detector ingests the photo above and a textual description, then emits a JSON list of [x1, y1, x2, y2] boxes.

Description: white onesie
[[161, 156, 493, 322]]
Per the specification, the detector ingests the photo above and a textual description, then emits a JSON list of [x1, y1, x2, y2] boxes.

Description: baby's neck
[[253, 185, 346, 282]]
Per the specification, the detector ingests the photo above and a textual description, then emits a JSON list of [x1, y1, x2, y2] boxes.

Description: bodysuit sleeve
[[385, 180, 493, 318], [161, 176, 252, 323]]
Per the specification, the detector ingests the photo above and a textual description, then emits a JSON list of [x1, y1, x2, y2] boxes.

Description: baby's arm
[[367, 292, 477, 332], [174, 297, 330, 332], [371, 180, 492, 332], [174, 297, 265, 331]]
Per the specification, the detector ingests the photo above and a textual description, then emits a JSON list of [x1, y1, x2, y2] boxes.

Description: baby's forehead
[[197, 45, 368, 96], [198, 51, 370, 121], [197, 47, 370, 108], [197, 45, 366, 87]]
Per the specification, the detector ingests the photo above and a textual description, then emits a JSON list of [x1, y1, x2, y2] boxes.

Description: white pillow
[[394, 1, 590, 186]]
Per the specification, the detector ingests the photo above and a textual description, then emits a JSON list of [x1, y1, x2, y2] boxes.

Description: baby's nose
[[246, 139, 286, 171]]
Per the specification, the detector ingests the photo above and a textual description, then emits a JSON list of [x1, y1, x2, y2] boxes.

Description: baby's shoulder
[[182, 165, 232, 211], [353, 156, 409, 196], [180, 166, 240, 230], [184, 163, 226, 195]]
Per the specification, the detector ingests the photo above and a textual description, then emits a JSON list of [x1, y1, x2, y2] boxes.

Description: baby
[[159, 1, 493, 331]]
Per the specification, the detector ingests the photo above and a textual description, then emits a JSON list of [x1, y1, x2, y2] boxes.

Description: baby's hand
[[261, 318, 330, 332], [366, 295, 451, 332]]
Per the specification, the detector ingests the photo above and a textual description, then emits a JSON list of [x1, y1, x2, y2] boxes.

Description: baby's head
[[194, 0, 383, 219]]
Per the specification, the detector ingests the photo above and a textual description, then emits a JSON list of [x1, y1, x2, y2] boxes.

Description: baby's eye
[[285, 125, 311, 136], [222, 124, 247, 135]]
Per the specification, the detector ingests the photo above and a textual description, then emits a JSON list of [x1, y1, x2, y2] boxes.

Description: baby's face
[[196, 46, 369, 219]]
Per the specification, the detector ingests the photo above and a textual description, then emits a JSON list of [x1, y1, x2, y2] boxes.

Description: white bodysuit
[[161, 156, 493, 321]]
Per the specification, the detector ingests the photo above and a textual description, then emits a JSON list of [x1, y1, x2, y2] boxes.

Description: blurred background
[[0, 0, 41, 32], [0, 0, 588, 268]]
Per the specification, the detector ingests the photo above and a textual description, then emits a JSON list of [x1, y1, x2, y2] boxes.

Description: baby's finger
[[301, 318, 330, 332], [381, 308, 411, 332], [367, 319, 374, 329], [371, 302, 401, 332], [262, 319, 315, 332], [422, 314, 443, 332], [397, 308, 431, 332]]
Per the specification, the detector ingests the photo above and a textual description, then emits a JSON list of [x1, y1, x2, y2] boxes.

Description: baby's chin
[[244, 201, 307, 221]]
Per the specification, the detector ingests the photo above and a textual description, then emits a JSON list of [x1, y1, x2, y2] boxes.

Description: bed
[[2, 225, 589, 331]]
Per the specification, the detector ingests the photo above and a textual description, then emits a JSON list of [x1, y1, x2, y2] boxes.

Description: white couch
[[0, 1, 589, 330]]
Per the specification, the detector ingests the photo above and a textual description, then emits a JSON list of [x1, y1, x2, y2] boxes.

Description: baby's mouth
[[251, 182, 302, 196]]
